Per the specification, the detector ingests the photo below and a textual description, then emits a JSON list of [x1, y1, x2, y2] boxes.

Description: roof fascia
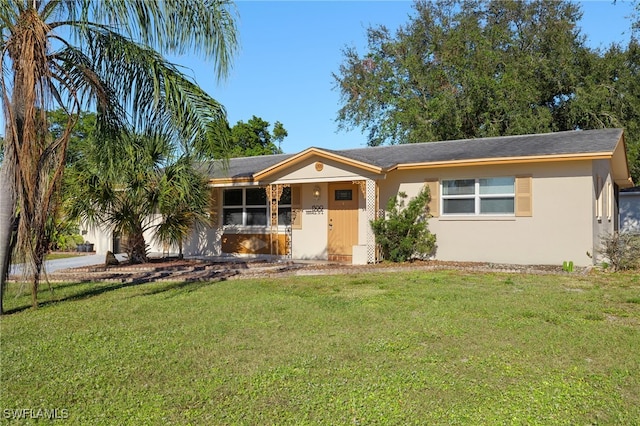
[[253, 147, 383, 180], [390, 152, 615, 171], [610, 133, 634, 188], [208, 177, 255, 186]]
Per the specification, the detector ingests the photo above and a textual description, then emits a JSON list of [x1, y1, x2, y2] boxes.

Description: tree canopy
[[333, 0, 640, 181], [231, 116, 287, 157], [208, 116, 288, 158]]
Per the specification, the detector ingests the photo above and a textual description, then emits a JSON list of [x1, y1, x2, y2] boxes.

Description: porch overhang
[[253, 147, 384, 181]]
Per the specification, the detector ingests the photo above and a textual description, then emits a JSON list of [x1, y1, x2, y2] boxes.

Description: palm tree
[[154, 156, 210, 259], [65, 132, 209, 264], [0, 1, 238, 313]]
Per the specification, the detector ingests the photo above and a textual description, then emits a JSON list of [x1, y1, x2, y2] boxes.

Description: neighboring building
[[89, 128, 634, 267], [620, 186, 640, 233]]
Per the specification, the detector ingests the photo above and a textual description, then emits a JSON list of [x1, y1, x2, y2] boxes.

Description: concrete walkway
[[10, 253, 127, 275]]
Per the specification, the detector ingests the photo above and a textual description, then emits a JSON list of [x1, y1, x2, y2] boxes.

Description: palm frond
[[71, 28, 229, 157], [90, 0, 239, 80]]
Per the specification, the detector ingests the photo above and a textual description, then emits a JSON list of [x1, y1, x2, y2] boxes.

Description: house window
[[442, 177, 515, 215], [222, 187, 295, 227], [223, 188, 268, 226]]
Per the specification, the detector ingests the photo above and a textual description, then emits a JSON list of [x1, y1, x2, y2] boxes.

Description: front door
[[328, 183, 359, 262]]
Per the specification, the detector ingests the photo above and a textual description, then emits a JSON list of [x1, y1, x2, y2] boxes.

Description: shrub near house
[[371, 187, 436, 262]]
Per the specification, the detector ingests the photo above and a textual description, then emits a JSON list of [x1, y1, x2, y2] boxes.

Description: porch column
[[268, 184, 290, 257], [365, 179, 376, 263], [268, 185, 279, 256]]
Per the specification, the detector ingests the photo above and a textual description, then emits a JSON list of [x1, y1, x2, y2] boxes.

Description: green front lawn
[[1, 270, 639, 424]]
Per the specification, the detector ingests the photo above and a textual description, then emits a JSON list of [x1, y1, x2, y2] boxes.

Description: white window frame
[[441, 177, 515, 216]]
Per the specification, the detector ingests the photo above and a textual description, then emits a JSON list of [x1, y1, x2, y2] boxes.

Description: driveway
[[10, 253, 126, 275]]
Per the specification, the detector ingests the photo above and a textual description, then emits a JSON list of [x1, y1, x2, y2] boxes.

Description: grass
[[1, 270, 639, 424]]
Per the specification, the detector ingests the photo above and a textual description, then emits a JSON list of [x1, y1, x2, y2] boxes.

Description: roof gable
[[253, 147, 383, 181]]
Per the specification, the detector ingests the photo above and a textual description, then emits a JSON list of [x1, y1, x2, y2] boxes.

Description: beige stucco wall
[[592, 159, 616, 263], [265, 156, 380, 184], [142, 214, 167, 254], [291, 182, 330, 260], [184, 228, 223, 257], [85, 214, 180, 257], [378, 160, 597, 266], [81, 222, 112, 255]]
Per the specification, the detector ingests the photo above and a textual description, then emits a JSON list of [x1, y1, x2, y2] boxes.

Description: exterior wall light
[[312, 185, 321, 201]]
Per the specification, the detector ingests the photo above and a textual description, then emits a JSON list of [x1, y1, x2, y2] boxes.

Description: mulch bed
[[37, 257, 291, 283], [20, 257, 579, 284]]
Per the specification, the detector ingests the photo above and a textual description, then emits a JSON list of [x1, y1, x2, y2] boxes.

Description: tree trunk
[[30, 237, 47, 309], [126, 227, 148, 264], [0, 161, 16, 316]]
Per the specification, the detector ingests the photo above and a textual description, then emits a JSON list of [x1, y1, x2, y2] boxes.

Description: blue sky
[[1, 1, 636, 153], [168, 0, 637, 154]]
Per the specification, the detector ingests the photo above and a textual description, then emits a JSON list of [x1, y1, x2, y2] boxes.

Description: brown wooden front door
[[328, 183, 359, 262]]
